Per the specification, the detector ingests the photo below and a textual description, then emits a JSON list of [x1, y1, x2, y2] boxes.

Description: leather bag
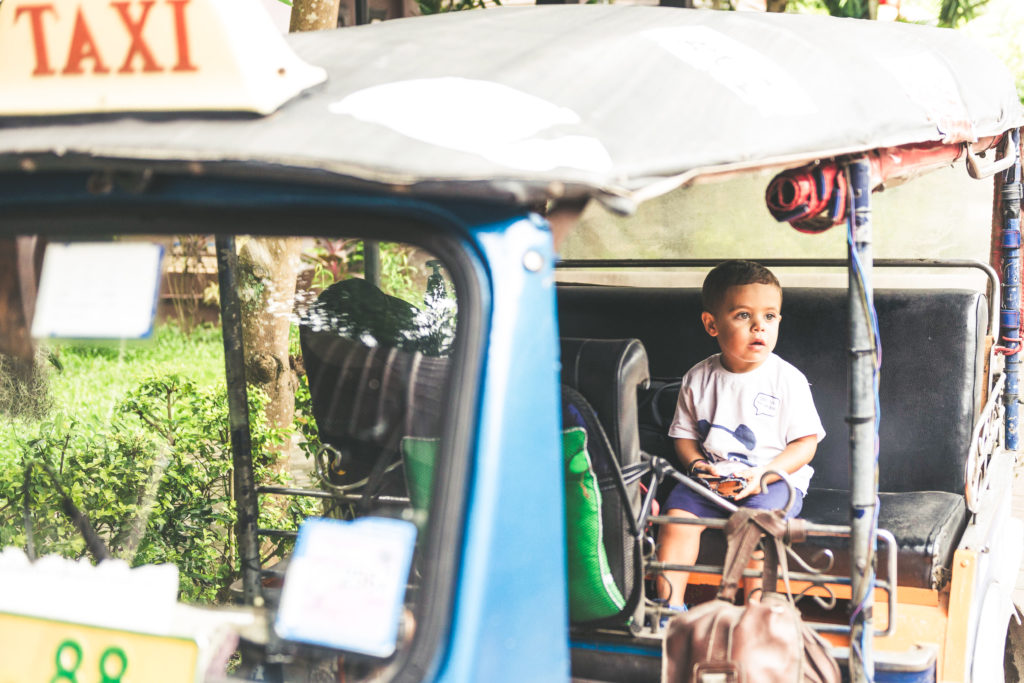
[[662, 508, 841, 683]]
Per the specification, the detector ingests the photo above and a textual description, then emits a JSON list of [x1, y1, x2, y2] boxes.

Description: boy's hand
[[689, 458, 714, 478], [731, 466, 768, 500]]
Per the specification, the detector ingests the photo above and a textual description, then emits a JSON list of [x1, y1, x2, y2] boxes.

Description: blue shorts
[[663, 478, 804, 520]]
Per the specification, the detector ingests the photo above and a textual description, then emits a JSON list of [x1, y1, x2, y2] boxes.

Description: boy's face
[[701, 283, 781, 373]]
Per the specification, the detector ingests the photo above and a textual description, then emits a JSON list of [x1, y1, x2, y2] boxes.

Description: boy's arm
[[731, 434, 817, 501], [674, 438, 714, 477]]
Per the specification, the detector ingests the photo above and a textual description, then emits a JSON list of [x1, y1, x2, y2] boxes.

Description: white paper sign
[[31, 242, 164, 340], [275, 517, 417, 658]]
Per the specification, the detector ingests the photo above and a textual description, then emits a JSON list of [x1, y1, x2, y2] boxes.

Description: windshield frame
[[0, 188, 490, 681]]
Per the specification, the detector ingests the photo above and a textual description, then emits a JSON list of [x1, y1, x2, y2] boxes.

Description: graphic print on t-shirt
[[696, 419, 756, 465], [753, 392, 780, 417]]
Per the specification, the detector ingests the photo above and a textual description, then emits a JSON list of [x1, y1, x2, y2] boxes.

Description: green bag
[[401, 436, 439, 515], [562, 426, 626, 622], [400, 429, 625, 622]]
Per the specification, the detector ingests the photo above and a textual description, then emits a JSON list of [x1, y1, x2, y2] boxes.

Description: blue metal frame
[[1001, 130, 1022, 449], [439, 214, 568, 681], [0, 172, 570, 681]]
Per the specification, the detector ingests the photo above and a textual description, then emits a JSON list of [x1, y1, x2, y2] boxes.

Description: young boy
[[656, 260, 825, 608]]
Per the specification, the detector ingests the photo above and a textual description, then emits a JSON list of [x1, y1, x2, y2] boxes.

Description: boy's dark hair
[[701, 260, 781, 313]]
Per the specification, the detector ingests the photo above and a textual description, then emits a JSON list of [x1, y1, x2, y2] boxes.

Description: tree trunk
[[290, 0, 342, 31], [238, 238, 302, 468], [234, 0, 340, 471], [766, 0, 787, 12]]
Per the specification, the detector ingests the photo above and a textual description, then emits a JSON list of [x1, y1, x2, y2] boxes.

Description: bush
[[1, 373, 314, 604], [0, 351, 51, 420]]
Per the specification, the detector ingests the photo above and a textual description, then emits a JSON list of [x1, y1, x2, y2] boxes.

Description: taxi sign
[[0, 0, 327, 115], [0, 611, 199, 683]]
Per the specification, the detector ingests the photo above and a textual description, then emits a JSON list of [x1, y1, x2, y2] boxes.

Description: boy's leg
[[744, 552, 765, 603], [656, 509, 704, 607], [657, 481, 732, 607]]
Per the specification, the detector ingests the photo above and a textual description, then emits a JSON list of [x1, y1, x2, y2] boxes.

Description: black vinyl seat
[[557, 285, 986, 590]]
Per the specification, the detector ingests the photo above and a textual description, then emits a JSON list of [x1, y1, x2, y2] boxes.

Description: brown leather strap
[[718, 510, 769, 602], [718, 508, 802, 602]]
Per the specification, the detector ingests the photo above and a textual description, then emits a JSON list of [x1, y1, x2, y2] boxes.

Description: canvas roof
[[1, 5, 1021, 212]]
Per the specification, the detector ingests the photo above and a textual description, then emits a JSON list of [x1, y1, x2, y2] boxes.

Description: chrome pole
[[847, 158, 877, 682]]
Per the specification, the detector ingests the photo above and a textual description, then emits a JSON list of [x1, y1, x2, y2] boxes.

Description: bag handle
[[716, 507, 806, 603], [717, 510, 770, 602]]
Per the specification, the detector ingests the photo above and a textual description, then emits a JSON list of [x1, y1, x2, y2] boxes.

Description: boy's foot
[[651, 598, 687, 628]]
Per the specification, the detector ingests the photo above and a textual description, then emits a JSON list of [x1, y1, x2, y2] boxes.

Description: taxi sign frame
[[0, 0, 326, 116]]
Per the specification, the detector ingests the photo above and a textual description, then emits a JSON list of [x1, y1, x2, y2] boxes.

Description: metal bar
[[848, 159, 877, 682], [257, 485, 410, 505], [557, 258, 999, 336], [215, 235, 261, 608], [965, 372, 1007, 512], [647, 527, 898, 638], [649, 515, 848, 537], [364, 240, 381, 288], [1000, 129, 1022, 449], [660, 463, 738, 514], [257, 528, 298, 539]]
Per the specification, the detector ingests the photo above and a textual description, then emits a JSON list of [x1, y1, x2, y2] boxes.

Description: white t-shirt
[[667, 353, 825, 493]]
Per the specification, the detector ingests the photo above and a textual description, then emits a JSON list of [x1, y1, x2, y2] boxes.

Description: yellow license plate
[[0, 611, 198, 683]]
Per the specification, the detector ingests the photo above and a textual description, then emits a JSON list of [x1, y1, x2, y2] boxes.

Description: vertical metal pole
[[365, 240, 381, 288], [1001, 129, 1022, 449], [848, 159, 877, 683], [215, 235, 262, 607]]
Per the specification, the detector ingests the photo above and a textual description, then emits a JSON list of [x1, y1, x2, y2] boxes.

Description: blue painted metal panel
[[0, 176, 569, 681], [437, 214, 569, 682], [871, 669, 935, 683]]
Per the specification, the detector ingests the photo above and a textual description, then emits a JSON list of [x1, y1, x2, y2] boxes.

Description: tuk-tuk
[[0, 1, 1022, 681]]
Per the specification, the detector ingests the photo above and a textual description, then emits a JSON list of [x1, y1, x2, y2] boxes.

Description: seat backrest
[[557, 286, 986, 495], [300, 278, 450, 487], [560, 337, 651, 469], [559, 337, 651, 625]]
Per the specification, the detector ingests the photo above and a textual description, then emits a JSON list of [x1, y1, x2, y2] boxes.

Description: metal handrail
[[648, 514, 899, 638]]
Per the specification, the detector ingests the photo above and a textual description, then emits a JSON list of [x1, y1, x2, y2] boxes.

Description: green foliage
[[302, 238, 363, 291], [417, 0, 498, 16], [0, 326, 314, 604], [961, 0, 1024, 104], [293, 366, 320, 463], [378, 242, 422, 306], [0, 351, 51, 420], [44, 323, 225, 423], [301, 240, 423, 307], [820, 0, 869, 17], [938, 0, 989, 26]]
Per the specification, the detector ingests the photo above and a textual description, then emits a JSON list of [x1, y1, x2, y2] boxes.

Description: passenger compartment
[[557, 284, 988, 591]]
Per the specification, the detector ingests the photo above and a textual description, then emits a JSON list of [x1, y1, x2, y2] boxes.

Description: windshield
[[559, 163, 994, 290], [0, 226, 469, 681]]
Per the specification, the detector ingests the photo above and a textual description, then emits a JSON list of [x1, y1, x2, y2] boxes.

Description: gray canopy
[[1, 5, 1021, 212]]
